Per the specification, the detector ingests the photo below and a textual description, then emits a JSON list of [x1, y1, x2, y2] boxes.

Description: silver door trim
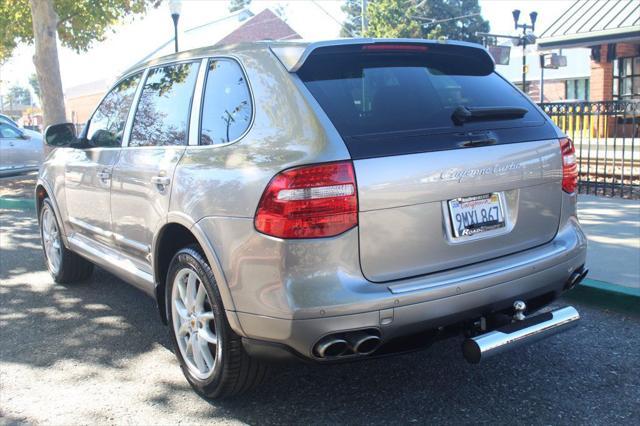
[[69, 216, 113, 239], [67, 233, 154, 296], [122, 67, 150, 147], [113, 233, 150, 254]]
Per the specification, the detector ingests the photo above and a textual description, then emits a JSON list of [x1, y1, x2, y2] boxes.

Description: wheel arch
[[152, 214, 239, 330], [35, 179, 70, 247]]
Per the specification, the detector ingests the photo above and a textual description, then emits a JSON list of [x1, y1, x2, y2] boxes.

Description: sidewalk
[[578, 195, 640, 289]]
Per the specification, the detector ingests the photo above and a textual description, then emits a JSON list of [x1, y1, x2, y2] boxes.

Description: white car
[[0, 122, 44, 176]]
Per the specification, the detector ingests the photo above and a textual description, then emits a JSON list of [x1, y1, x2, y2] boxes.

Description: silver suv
[[38, 39, 587, 399]]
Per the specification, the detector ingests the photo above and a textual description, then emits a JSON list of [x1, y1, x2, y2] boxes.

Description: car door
[[0, 124, 28, 172], [64, 72, 143, 246], [110, 61, 201, 270]]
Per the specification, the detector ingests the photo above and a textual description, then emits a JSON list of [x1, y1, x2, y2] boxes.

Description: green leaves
[[0, 0, 160, 62], [365, 0, 422, 39], [341, 0, 490, 43]]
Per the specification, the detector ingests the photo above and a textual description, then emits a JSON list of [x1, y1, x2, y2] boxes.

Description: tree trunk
[[29, 0, 66, 128]]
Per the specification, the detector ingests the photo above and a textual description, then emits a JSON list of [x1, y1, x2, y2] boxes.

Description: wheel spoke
[[195, 283, 207, 312], [192, 334, 206, 372], [186, 273, 197, 310], [174, 299, 189, 320], [198, 327, 218, 345], [177, 321, 190, 337], [197, 337, 215, 369]]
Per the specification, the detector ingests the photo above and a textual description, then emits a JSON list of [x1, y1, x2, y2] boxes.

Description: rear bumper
[[232, 218, 587, 360]]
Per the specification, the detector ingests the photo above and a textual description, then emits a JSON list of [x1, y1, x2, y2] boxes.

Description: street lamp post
[[512, 9, 537, 92], [169, 0, 182, 53]]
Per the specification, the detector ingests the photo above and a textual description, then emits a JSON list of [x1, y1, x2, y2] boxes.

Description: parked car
[[0, 113, 41, 138], [36, 39, 587, 399], [0, 122, 44, 176]]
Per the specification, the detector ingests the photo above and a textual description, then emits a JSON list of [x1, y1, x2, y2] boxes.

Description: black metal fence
[[540, 101, 639, 199]]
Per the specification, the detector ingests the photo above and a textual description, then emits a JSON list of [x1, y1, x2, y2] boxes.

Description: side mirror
[[19, 132, 31, 140], [44, 122, 77, 147]]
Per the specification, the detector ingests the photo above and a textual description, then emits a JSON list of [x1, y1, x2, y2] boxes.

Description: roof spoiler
[[270, 38, 496, 73]]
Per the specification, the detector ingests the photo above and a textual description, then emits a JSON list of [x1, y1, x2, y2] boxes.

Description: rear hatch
[[296, 42, 562, 282]]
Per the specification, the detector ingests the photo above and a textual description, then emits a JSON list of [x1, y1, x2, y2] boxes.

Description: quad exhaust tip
[[463, 305, 580, 364], [315, 337, 349, 358], [314, 330, 382, 358]]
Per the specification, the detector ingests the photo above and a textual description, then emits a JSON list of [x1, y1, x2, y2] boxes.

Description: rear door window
[[298, 46, 554, 158], [129, 62, 199, 147], [199, 59, 252, 145]]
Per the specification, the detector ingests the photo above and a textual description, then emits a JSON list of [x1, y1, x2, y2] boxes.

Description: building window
[[565, 78, 590, 101], [613, 56, 640, 100]]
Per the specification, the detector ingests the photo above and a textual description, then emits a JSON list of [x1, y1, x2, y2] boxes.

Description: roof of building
[[216, 9, 301, 46], [137, 8, 255, 64], [538, 0, 640, 49]]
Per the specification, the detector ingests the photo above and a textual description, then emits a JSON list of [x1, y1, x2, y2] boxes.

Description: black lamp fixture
[[512, 9, 538, 90], [169, 0, 182, 53]]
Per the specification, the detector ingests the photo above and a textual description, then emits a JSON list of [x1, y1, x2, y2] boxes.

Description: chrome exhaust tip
[[347, 331, 382, 355], [314, 337, 349, 358], [565, 268, 589, 290], [463, 306, 580, 364]]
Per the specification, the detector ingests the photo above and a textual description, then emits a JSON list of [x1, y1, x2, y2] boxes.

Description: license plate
[[448, 193, 505, 238]]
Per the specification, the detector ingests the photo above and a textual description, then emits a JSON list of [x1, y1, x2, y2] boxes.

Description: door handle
[[151, 175, 171, 192], [151, 176, 171, 185], [96, 170, 112, 182]]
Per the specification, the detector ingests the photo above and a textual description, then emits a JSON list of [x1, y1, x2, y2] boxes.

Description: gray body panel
[[36, 39, 587, 361], [355, 140, 562, 282]]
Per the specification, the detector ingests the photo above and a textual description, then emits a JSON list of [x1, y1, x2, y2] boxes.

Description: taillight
[[255, 161, 358, 239], [560, 137, 578, 193]]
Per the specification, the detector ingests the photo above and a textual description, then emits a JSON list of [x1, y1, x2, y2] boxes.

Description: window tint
[[200, 59, 252, 145], [300, 53, 542, 138], [129, 62, 199, 147], [0, 124, 21, 139], [86, 73, 141, 147]]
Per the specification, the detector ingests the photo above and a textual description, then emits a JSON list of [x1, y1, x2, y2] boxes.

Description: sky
[[0, 0, 577, 100]]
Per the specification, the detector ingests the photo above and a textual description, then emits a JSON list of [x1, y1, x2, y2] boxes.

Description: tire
[[167, 246, 267, 399], [39, 198, 94, 284]]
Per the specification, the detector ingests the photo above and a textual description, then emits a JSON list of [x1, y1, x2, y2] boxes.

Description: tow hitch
[[462, 301, 580, 364]]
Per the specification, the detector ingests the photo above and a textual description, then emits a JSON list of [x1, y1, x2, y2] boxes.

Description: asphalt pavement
[[1, 207, 639, 425]]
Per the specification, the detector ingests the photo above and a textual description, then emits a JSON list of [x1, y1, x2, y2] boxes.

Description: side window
[[129, 62, 200, 147], [86, 72, 142, 148], [200, 59, 252, 145], [0, 124, 22, 139]]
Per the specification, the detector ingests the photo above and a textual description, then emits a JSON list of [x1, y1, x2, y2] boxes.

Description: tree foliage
[[340, 0, 362, 37], [6, 85, 32, 107], [365, 0, 421, 38], [342, 0, 489, 42], [28, 73, 40, 101], [229, 0, 251, 13], [0, 0, 161, 62]]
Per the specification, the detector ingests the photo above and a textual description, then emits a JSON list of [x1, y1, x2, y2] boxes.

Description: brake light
[[361, 44, 428, 52], [255, 161, 358, 239], [560, 137, 578, 193]]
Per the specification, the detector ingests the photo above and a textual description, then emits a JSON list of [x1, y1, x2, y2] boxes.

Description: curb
[[566, 278, 640, 315], [0, 197, 35, 210]]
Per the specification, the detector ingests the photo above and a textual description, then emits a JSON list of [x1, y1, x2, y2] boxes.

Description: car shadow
[[2, 207, 637, 424]]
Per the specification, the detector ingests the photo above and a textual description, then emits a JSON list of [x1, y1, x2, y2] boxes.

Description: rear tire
[[167, 246, 268, 399], [39, 198, 94, 284]]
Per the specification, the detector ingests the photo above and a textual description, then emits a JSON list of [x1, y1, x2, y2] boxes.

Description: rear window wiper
[[451, 106, 528, 125]]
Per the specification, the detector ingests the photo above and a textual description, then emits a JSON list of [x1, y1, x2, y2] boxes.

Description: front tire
[[39, 198, 94, 283], [167, 246, 267, 399]]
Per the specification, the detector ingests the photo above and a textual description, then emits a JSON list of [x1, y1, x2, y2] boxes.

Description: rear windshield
[[298, 47, 551, 157]]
